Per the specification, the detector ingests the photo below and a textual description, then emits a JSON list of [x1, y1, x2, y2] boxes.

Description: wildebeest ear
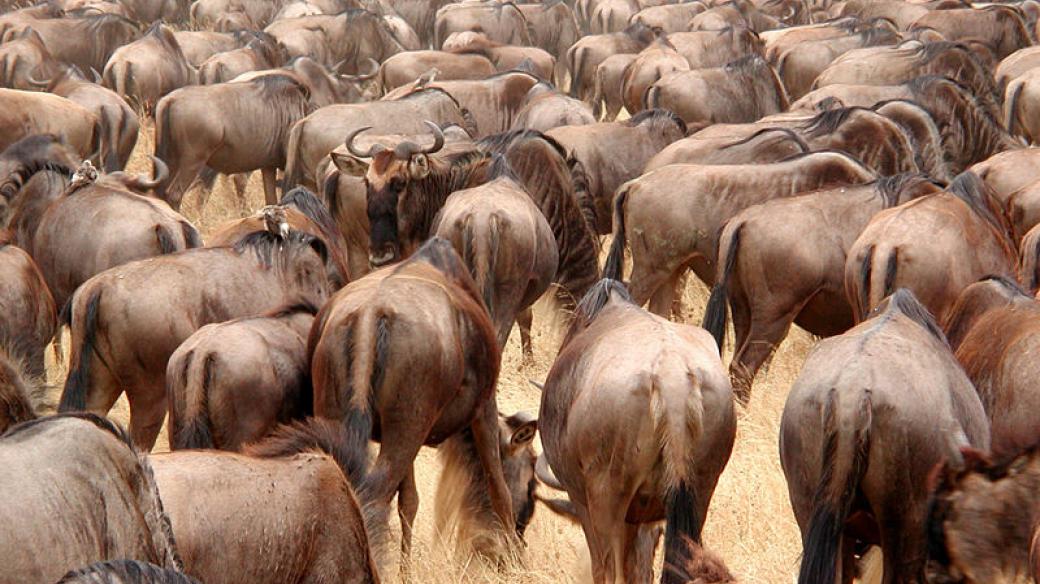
[[409, 154, 430, 179], [330, 152, 368, 177], [510, 419, 537, 447]]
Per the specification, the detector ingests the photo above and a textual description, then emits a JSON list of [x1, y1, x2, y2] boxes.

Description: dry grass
[[44, 125, 812, 583]]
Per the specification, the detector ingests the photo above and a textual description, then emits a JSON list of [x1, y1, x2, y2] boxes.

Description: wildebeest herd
[[3, 0, 1040, 582]]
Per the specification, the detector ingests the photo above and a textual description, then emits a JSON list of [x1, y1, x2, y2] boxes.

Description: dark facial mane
[[871, 288, 949, 346], [233, 229, 328, 269], [244, 418, 366, 486], [627, 108, 687, 134], [562, 279, 631, 346], [57, 560, 200, 584]]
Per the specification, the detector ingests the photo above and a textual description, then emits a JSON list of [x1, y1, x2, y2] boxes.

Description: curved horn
[[528, 379, 545, 391], [419, 120, 444, 155], [27, 66, 52, 89], [90, 67, 102, 83], [535, 454, 566, 491], [344, 126, 382, 158], [340, 57, 380, 81], [133, 156, 168, 189]]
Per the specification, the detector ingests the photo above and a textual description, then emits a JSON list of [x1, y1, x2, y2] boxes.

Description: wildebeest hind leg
[[517, 308, 534, 363], [730, 310, 795, 404], [262, 168, 278, 206], [125, 378, 167, 450], [398, 466, 419, 556], [363, 425, 425, 562], [647, 270, 682, 319]]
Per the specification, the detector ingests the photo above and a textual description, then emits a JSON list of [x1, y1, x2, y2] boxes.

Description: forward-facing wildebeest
[[928, 443, 1040, 584], [0, 89, 98, 161], [941, 277, 1040, 457], [547, 109, 687, 234], [605, 151, 876, 317], [434, 411, 539, 563], [283, 86, 474, 191], [57, 560, 200, 584], [537, 280, 736, 584], [780, 290, 990, 584], [348, 125, 599, 306], [102, 23, 196, 111], [308, 238, 515, 561], [29, 65, 139, 172], [0, 241, 56, 379], [704, 174, 944, 402], [432, 174, 558, 357], [645, 55, 788, 126], [58, 231, 330, 448], [31, 159, 200, 312], [0, 414, 183, 583], [845, 172, 1018, 324], [167, 302, 316, 451], [153, 419, 379, 584], [155, 74, 314, 208], [434, 0, 530, 47]]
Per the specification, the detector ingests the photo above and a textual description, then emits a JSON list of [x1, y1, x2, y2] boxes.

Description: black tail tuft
[[172, 353, 215, 450], [662, 481, 701, 584], [155, 224, 178, 255], [58, 289, 102, 412], [702, 223, 743, 350], [603, 187, 629, 281]]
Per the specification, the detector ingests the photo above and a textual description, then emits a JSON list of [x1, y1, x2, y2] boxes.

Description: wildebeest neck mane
[[947, 172, 1012, 241], [627, 108, 687, 134], [801, 106, 872, 137], [562, 278, 631, 346], [263, 300, 320, 319], [872, 288, 948, 346], [233, 230, 328, 269], [722, 127, 810, 153], [57, 559, 200, 583], [2, 411, 129, 444], [281, 187, 340, 245], [778, 149, 872, 177], [244, 418, 367, 486], [874, 173, 943, 208], [392, 236, 475, 289]]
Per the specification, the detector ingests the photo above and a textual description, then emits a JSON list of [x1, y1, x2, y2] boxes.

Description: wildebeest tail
[[171, 351, 215, 450], [797, 388, 872, 584], [180, 221, 202, 248], [100, 107, 123, 172], [155, 224, 179, 255], [568, 46, 587, 98], [463, 213, 500, 320], [282, 121, 306, 191], [603, 184, 629, 281], [645, 84, 661, 110], [58, 288, 103, 412], [703, 222, 744, 351], [1005, 77, 1025, 138], [154, 99, 175, 200]]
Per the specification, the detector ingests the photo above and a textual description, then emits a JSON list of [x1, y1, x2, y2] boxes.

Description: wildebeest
[[996, 45, 1040, 93], [927, 443, 1040, 584], [167, 302, 316, 451], [29, 65, 139, 172], [780, 289, 990, 584], [589, 52, 636, 121], [102, 23, 196, 111], [434, 411, 539, 562], [620, 37, 689, 116], [547, 109, 687, 234], [0, 339, 38, 434], [0, 28, 57, 90], [31, 159, 201, 312], [0, 89, 98, 161], [57, 560, 200, 584], [970, 147, 1040, 206], [309, 238, 515, 560], [941, 276, 1040, 458], [173, 30, 243, 68], [646, 55, 788, 126], [198, 33, 287, 84], [567, 21, 657, 102], [58, 230, 330, 448], [0, 414, 183, 583], [536, 279, 736, 584], [210, 186, 350, 287], [434, 0, 530, 47], [670, 26, 765, 71], [1003, 67, 1040, 145], [432, 174, 558, 357], [153, 418, 379, 584], [515, 0, 581, 84], [0, 133, 81, 237], [387, 0, 453, 47], [776, 27, 901, 101], [704, 174, 944, 402], [283, 85, 475, 191], [631, 2, 706, 33], [845, 172, 1018, 324], [910, 5, 1031, 61], [155, 74, 315, 208], [418, 70, 540, 138], [263, 8, 403, 71], [605, 151, 876, 316], [0, 241, 57, 379], [0, 14, 140, 78], [510, 82, 597, 133], [377, 49, 497, 93], [441, 32, 556, 83], [349, 125, 599, 306], [645, 125, 809, 171]]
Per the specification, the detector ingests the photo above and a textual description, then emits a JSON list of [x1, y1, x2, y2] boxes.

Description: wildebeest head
[[339, 120, 446, 268], [499, 411, 538, 539]]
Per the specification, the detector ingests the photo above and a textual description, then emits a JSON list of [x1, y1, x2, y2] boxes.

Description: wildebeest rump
[[0, 414, 183, 583], [537, 280, 736, 584], [58, 231, 330, 448], [0, 241, 56, 379], [308, 238, 515, 561], [780, 290, 989, 584]]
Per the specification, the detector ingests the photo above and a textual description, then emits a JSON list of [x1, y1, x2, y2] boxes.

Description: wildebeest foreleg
[[469, 399, 517, 548], [262, 168, 278, 207], [518, 308, 534, 362], [398, 467, 419, 556]]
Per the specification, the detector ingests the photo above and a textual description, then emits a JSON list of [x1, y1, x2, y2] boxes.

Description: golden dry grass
[[43, 124, 814, 583]]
